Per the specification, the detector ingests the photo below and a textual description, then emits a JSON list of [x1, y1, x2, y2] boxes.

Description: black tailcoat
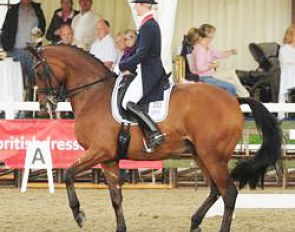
[[119, 18, 164, 104]]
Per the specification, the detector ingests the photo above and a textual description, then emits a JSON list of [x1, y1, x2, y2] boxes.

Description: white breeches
[[122, 65, 143, 109]]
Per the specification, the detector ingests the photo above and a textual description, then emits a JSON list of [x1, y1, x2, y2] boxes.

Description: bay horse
[[28, 44, 282, 232]]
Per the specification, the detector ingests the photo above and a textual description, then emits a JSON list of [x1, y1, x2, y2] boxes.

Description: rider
[[119, 0, 165, 151]]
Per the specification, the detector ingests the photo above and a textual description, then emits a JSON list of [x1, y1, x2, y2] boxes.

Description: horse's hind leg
[[191, 181, 220, 232], [206, 161, 238, 232], [102, 162, 126, 232], [190, 156, 221, 232], [219, 181, 237, 232]]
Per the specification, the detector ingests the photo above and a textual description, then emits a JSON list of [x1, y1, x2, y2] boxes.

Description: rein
[[65, 75, 112, 97], [33, 48, 114, 99]]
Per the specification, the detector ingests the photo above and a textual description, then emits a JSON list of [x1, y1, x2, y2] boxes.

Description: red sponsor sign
[[0, 120, 163, 169]]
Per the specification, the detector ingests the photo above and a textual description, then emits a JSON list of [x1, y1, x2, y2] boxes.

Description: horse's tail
[[231, 97, 282, 189]]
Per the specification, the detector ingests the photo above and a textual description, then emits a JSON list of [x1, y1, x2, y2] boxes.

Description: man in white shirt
[[71, 0, 99, 51], [90, 19, 118, 70]]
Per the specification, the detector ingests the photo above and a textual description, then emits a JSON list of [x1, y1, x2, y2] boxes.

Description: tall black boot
[[126, 101, 164, 151]]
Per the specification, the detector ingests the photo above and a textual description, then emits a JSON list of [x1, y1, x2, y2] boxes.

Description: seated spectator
[[180, 27, 200, 82], [90, 19, 118, 70], [113, 30, 127, 74], [116, 31, 127, 59], [57, 24, 74, 45], [71, 0, 100, 51], [46, 0, 79, 44], [120, 29, 137, 63], [278, 25, 295, 118], [192, 24, 249, 97], [181, 27, 236, 96]]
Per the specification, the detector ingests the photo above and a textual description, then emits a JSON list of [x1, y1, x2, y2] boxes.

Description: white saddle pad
[[111, 75, 174, 125]]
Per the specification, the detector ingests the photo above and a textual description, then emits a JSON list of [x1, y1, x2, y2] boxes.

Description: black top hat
[[131, 0, 158, 4]]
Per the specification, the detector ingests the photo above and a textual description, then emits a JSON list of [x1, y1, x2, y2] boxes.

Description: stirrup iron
[[142, 133, 165, 153]]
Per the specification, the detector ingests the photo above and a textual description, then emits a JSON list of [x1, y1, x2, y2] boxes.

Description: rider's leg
[[121, 73, 164, 150], [125, 101, 164, 149]]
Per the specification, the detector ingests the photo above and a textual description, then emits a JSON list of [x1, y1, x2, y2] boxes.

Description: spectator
[[120, 29, 137, 63], [180, 27, 200, 82], [182, 27, 236, 96], [1, 0, 46, 101], [192, 23, 249, 97], [116, 31, 127, 57], [113, 30, 127, 74], [278, 25, 295, 107], [90, 19, 118, 70], [46, 0, 79, 44], [58, 24, 74, 45], [71, 0, 100, 51]]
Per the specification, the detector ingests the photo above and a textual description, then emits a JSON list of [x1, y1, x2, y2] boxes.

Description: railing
[[0, 102, 72, 119], [2, 102, 295, 119]]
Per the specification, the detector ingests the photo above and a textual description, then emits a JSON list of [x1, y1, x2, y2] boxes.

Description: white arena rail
[[206, 194, 295, 217], [0, 101, 72, 119], [1, 102, 295, 119], [240, 102, 295, 113]]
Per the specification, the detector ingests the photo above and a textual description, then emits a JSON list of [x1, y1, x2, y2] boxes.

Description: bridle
[[32, 46, 113, 110]]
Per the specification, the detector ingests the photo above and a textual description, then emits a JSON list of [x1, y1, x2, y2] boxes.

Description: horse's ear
[[26, 43, 42, 60]]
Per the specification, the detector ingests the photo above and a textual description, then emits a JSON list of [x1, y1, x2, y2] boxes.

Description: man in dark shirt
[[1, 0, 46, 101]]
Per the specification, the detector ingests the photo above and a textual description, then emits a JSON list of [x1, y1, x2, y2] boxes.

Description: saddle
[[112, 73, 174, 125]]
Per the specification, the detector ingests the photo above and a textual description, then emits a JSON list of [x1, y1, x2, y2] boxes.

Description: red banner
[[0, 120, 163, 169]]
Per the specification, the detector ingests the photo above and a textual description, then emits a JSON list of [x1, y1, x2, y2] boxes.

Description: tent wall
[[38, 0, 135, 34], [174, 0, 291, 70], [1, 0, 292, 70]]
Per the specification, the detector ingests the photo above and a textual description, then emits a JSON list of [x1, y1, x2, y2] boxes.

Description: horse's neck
[[69, 77, 115, 117], [50, 46, 115, 116]]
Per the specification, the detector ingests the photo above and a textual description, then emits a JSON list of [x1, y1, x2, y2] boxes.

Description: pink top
[[192, 43, 227, 76]]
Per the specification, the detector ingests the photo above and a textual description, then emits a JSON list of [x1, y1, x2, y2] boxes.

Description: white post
[[21, 141, 55, 193]]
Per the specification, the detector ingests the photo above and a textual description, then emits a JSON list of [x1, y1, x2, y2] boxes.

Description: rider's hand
[[122, 70, 132, 76]]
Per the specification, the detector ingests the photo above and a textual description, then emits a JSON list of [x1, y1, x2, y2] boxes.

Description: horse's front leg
[[64, 150, 110, 228], [102, 161, 126, 232], [64, 167, 85, 228]]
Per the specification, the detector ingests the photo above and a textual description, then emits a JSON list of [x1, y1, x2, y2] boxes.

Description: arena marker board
[[21, 141, 55, 193]]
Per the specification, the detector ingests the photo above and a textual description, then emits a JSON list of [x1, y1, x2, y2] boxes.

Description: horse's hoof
[[117, 228, 127, 232], [75, 210, 86, 228], [191, 227, 202, 232]]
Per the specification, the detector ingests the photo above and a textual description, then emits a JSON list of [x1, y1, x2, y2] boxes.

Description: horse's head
[[28, 44, 116, 114], [27, 44, 66, 111]]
